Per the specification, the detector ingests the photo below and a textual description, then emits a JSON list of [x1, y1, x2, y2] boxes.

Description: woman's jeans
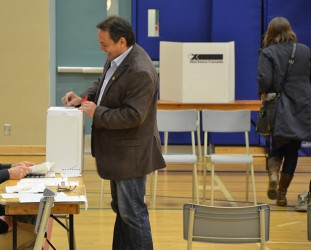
[[110, 176, 153, 250]]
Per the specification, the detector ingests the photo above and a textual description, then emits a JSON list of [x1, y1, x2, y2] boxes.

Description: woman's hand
[[260, 93, 267, 100]]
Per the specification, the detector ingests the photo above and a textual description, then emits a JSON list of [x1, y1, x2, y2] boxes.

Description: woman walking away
[[257, 17, 311, 206]]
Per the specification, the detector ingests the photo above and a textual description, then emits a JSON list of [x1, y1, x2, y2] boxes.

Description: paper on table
[[18, 178, 76, 187], [18, 192, 87, 203], [5, 184, 45, 193], [0, 193, 43, 202], [1, 192, 87, 203], [54, 192, 87, 202], [1, 193, 20, 199], [30, 162, 55, 174], [60, 171, 82, 177]]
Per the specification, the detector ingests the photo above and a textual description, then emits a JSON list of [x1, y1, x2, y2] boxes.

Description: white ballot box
[[46, 107, 84, 173], [160, 41, 235, 103]]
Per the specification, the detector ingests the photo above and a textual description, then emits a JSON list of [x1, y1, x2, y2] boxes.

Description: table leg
[[69, 214, 74, 250], [13, 216, 17, 250]]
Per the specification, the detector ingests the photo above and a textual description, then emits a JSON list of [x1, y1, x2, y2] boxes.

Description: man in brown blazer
[[62, 16, 166, 249]]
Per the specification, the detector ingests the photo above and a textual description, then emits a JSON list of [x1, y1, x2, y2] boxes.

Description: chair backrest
[[157, 109, 198, 132], [201, 110, 251, 155], [201, 109, 251, 133], [183, 203, 270, 245], [157, 109, 198, 154]]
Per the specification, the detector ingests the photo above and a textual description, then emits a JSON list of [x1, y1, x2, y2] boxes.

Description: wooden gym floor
[[54, 152, 311, 249], [1, 145, 311, 249]]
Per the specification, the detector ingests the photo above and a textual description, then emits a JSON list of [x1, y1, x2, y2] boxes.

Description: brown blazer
[[82, 44, 166, 180]]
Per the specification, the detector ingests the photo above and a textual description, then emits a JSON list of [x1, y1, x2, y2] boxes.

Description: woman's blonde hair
[[263, 17, 297, 47]]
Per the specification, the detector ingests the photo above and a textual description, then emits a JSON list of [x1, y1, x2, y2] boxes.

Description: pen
[[81, 96, 88, 103]]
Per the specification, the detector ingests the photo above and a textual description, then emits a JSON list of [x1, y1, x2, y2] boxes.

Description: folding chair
[[150, 109, 200, 208], [34, 188, 56, 250], [202, 109, 257, 205], [183, 203, 270, 250]]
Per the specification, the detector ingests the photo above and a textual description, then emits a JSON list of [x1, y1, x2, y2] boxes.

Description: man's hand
[[61, 91, 82, 107], [79, 101, 97, 119]]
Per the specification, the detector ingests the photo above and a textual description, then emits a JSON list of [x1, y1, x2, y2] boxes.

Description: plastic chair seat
[[163, 154, 197, 164], [210, 154, 253, 164]]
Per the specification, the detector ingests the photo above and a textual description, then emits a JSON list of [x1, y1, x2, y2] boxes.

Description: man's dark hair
[[96, 16, 135, 47]]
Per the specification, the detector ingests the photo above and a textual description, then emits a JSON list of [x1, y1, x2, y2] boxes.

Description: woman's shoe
[[276, 172, 293, 206], [267, 157, 282, 200]]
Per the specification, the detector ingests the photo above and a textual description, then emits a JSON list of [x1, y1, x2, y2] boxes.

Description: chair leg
[[149, 173, 152, 202], [203, 157, 207, 202], [250, 163, 257, 205], [259, 208, 266, 250], [150, 171, 157, 209], [99, 179, 104, 208], [192, 169, 194, 203], [246, 165, 250, 202], [211, 163, 215, 206], [192, 164, 199, 204], [196, 110, 202, 161], [187, 207, 195, 250], [203, 157, 213, 203]]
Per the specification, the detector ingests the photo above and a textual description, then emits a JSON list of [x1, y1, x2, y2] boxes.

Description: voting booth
[[159, 41, 235, 103], [46, 107, 84, 174]]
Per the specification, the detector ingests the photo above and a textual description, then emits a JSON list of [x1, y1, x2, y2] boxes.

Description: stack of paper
[[30, 162, 55, 174]]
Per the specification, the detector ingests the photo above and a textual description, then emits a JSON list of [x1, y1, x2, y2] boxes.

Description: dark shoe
[[277, 191, 287, 206], [267, 157, 282, 200], [276, 172, 293, 207], [268, 180, 278, 200]]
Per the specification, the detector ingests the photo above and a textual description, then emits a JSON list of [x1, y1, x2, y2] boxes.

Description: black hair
[[96, 16, 135, 47]]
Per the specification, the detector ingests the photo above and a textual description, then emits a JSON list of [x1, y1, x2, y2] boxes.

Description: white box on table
[[46, 107, 84, 173], [160, 41, 235, 103]]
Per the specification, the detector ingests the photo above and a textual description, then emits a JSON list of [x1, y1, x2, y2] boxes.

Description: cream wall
[[0, 1, 50, 145]]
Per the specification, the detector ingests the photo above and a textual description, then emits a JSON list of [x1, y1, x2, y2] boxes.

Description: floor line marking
[[256, 243, 271, 250], [276, 221, 302, 227], [214, 174, 238, 206]]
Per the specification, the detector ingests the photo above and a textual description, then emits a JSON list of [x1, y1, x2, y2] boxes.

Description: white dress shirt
[[97, 46, 133, 105]]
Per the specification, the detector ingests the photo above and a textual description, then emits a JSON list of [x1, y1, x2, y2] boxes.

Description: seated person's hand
[[8, 165, 32, 180], [12, 161, 34, 168]]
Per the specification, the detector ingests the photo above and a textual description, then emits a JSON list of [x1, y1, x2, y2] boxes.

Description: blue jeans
[[110, 176, 153, 250]]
